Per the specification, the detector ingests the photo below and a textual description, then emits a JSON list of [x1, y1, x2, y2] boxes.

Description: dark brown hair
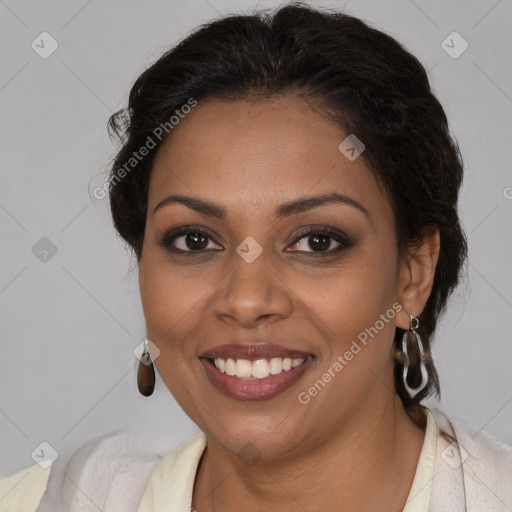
[[107, 2, 468, 425]]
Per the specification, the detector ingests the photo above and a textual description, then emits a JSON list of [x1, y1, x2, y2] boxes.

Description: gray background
[[1, 0, 511, 476]]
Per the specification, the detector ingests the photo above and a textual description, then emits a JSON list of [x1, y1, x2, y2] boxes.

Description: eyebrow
[[152, 192, 369, 219]]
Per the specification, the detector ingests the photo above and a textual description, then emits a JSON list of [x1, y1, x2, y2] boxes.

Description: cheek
[[307, 249, 397, 324], [300, 250, 399, 375], [138, 250, 209, 359], [139, 256, 207, 404]]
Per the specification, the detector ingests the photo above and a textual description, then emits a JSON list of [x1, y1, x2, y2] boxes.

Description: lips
[[199, 342, 315, 401]]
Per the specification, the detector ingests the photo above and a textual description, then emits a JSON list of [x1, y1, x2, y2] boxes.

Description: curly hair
[[107, 2, 468, 426]]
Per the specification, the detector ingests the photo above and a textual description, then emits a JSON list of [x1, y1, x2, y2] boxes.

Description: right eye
[[158, 227, 223, 254]]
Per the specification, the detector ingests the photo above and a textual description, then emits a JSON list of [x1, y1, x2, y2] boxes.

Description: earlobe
[[396, 227, 441, 329]]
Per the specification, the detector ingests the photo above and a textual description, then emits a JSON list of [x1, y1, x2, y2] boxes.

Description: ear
[[396, 226, 440, 330]]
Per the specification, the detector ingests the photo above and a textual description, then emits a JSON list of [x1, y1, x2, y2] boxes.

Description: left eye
[[288, 229, 349, 254]]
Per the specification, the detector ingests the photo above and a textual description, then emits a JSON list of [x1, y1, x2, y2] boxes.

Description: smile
[[199, 342, 315, 400]]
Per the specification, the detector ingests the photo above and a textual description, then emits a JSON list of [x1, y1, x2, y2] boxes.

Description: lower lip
[[200, 356, 314, 401]]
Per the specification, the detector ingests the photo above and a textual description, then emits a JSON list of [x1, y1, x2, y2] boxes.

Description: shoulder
[[431, 407, 512, 463], [34, 428, 203, 512], [429, 407, 512, 510]]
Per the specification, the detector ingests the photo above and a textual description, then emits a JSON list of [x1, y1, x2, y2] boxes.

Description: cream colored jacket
[[1, 407, 511, 511]]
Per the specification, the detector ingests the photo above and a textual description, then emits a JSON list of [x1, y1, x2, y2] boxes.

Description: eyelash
[[157, 225, 353, 256]]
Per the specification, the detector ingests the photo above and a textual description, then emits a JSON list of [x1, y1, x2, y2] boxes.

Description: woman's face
[[139, 95, 414, 458]]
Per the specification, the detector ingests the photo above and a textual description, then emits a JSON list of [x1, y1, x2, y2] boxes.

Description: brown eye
[[179, 232, 209, 250], [158, 227, 223, 253], [288, 227, 352, 254]]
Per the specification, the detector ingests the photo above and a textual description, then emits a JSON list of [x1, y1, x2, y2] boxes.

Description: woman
[[2, 2, 511, 511]]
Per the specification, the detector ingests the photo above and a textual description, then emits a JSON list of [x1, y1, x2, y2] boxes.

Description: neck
[[192, 397, 425, 512]]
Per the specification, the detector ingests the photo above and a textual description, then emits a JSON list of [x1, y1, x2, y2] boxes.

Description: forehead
[[148, 96, 390, 222]]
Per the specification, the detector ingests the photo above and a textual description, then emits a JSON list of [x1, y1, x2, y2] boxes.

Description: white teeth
[[225, 358, 236, 376], [252, 359, 270, 379], [269, 357, 283, 374], [235, 359, 252, 378], [212, 356, 307, 379]]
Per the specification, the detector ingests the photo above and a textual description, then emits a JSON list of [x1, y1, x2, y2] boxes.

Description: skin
[[138, 95, 440, 511]]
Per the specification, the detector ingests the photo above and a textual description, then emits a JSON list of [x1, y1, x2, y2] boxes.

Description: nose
[[211, 249, 293, 328]]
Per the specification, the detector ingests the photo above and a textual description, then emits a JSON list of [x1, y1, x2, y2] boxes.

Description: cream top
[[0, 463, 52, 512], [137, 408, 437, 511]]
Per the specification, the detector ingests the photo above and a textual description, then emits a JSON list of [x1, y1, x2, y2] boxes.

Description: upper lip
[[200, 342, 313, 361]]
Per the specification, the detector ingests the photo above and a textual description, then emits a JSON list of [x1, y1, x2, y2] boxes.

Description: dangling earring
[[402, 314, 428, 399], [137, 338, 155, 397]]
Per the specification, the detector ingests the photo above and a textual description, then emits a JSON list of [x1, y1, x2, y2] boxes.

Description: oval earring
[[137, 338, 155, 397], [402, 314, 428, 399]]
